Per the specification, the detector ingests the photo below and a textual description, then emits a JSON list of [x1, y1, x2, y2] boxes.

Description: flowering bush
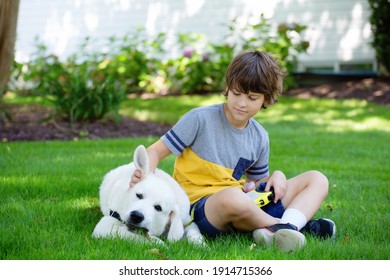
[[162, 33, 233, 94], [12, 15, 309, 122], [100, 30, 166, 93]]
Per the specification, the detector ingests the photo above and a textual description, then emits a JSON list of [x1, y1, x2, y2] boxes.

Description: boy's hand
[[129, 169, 142, 187], [243, 181, 256, 192], [265, 170, 287, 203]]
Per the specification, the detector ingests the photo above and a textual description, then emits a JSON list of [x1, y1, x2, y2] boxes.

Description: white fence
[[15, 0, 376, 73]]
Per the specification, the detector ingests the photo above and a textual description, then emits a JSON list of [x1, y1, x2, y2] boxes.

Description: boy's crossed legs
[[194, 170, 335, 252]]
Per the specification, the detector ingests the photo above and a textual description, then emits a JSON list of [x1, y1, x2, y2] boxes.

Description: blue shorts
[[190, 196, 285, 238]]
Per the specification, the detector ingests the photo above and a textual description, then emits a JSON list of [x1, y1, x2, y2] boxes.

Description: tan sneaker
[[253, 223, 306, 252]]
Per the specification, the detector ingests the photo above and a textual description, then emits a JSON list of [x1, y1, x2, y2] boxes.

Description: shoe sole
[[274, 229, 306, 252], [253, 229, 272, 246]]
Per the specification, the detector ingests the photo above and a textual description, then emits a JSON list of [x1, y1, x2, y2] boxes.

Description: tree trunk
[[0, 0, 20, 88], [0, 0, 19, 121]]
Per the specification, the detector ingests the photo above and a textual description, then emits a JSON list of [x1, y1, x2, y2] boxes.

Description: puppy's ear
[[167, 205, 184, 241], [133, 145, 150, 176]]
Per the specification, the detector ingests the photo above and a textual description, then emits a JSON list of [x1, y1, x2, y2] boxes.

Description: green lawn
[[1, 94, 389, 260]]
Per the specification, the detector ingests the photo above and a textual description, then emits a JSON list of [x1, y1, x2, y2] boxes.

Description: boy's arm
[[146, 139, 172, 172]]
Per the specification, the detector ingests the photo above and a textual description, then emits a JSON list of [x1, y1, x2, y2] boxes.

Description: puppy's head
[[125, 176, 184, 240]]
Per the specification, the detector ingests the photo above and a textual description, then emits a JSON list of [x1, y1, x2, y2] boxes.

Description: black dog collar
[[109, 210, 125, 224]]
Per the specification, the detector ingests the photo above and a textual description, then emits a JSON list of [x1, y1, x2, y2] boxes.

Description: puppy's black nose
[[129, 211, 144, 224]]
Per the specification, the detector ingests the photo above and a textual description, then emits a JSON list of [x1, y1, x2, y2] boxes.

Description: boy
[[131, 50, 335, 252]]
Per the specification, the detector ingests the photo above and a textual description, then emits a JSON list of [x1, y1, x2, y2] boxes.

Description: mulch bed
[[1, 78, 389, 142], [286, 77, 390, 105], [0, 104, 171, 142]]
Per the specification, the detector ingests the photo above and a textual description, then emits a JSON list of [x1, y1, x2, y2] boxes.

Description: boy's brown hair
[[224, 50, 284, 108]]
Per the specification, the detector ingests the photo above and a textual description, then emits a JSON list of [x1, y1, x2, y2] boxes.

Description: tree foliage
[[368, 0, 390, 75]]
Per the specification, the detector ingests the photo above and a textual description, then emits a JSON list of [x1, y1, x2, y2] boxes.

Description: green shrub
[[368, 0, 390, 75], [23, 38, 126, 123], [101, 29, 166, 93]]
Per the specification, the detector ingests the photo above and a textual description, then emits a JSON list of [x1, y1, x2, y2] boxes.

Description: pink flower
[[183, 46, 193, 58]]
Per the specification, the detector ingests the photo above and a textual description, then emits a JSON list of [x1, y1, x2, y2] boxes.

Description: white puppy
[[92, 145, 203, 245]]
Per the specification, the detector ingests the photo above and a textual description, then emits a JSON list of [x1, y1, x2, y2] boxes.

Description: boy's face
[[224, 90, 265, 129]]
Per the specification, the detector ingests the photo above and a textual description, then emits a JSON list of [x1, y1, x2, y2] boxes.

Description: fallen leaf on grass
[[326, 205, 333, 212], [148, 248, 170, 260]]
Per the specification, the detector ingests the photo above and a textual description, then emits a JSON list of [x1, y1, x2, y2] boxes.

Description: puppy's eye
[[136, 193, 143, 199], [154, 205, 162, 212]]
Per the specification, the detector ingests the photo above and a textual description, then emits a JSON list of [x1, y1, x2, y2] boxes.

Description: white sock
[[279, 208, 307, 231]]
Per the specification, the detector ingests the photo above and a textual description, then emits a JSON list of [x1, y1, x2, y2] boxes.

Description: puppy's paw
[[149, 235, 167, 247]]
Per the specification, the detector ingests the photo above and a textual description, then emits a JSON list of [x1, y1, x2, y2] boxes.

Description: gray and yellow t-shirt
[[161, 103, 269, 203]]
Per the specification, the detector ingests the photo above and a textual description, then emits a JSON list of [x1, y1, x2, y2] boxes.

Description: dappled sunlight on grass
[[199, 94, 225, 106], [4, 91, 50, 106], [122, 109, 152, 122], [121, 94, 223, 123], [64, 197, 99, 210], [121, 94, 389, 133], [259, 96, 390, 133], [314, 116, 390, 132], [51, 150, 133, 164], [1, 175, 37, 185]]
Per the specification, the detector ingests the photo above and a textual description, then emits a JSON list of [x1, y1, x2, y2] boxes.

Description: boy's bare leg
[[204, 188, 278, 232], [282, 170, 329, 221]]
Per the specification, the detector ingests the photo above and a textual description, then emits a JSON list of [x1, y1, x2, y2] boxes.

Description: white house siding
[[270, 0, 375, 72], [15, 0, 375, 73]]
